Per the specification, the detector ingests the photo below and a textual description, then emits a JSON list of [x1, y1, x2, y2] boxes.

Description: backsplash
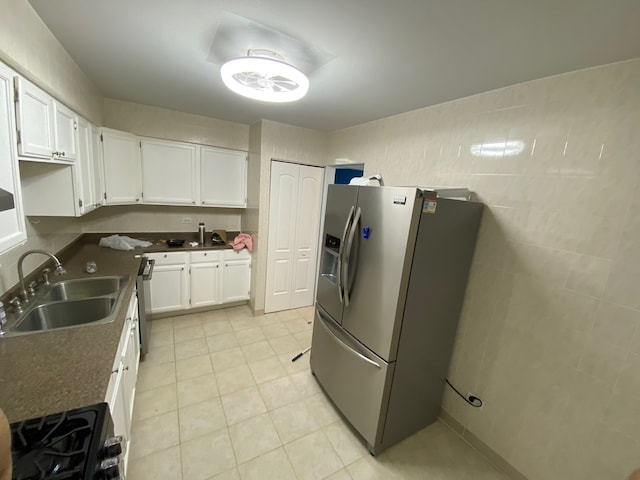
[[328, 59, 640, 479], [79, 205, 241, 235]]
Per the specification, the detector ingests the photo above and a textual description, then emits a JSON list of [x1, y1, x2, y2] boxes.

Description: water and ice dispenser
[[320, 234, 341, 284]]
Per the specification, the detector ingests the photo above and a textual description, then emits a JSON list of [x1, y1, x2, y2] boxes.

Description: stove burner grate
[[11, 410, 97, 480]]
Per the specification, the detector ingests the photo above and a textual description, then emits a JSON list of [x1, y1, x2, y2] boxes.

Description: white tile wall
[[102, 99, 249, 151], [0, 0, 102, 124], [0, 0, 102, 291], [327, 59, 640, 480]]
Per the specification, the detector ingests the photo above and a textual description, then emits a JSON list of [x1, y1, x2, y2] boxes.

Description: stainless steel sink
[[13, 297, 117, 332], [41, 276, 128, 301], [2, 275, 130, 336]]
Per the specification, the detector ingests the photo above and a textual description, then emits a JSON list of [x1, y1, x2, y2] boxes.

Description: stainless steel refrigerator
[[310, 185, 483, 454]]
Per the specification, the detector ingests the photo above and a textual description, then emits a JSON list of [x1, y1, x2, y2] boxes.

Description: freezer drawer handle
[[338, 205, 355, 304], [317, 310, 381, 369], [343, 206, 361, 307]]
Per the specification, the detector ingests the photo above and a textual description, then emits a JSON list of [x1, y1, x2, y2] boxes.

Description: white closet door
[[291, 165, 324, 308], [265, 161, 324, 313], [265, 161, 299, 313]]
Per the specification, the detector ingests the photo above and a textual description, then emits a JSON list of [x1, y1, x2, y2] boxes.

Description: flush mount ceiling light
[[220, 49, 309, 103]]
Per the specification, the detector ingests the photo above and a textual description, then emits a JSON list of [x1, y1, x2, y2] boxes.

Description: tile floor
[[127, 305, 510, 480]]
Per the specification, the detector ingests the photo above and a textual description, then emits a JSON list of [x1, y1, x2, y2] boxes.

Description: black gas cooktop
[[10, 403, 121, 480]]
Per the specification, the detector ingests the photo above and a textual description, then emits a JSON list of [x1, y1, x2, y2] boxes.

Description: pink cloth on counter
[[232, 233, 253, 252]]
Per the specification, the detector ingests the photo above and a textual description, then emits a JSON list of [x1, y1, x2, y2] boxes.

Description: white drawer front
[[191, 250, 222, 263], [147, 251, 187, 266], [223, 248, 251, 260]]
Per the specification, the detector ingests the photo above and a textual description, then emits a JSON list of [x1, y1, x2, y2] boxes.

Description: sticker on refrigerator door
[[423, 199, 437, 214], [362, 226, 371, 239]]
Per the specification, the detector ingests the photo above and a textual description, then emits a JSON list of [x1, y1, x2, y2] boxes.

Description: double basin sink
[[4, 275, 129, 336]]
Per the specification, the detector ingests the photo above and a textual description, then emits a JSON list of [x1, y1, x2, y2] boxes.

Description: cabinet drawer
[[147, 251, 187, 266], [223, 248, 251, 261], [191, 250, 222, 263]]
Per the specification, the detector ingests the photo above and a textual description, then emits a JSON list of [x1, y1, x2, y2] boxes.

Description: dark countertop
[[85, 231, 240, 253], [0, 239, 141, 423], [0, 232, 245, 422]]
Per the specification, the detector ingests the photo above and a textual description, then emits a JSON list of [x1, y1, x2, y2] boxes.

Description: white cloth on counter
[[98, 235, 152, 251]]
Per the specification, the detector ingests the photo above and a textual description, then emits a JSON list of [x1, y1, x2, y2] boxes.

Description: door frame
[[264, 159, 325, 313]]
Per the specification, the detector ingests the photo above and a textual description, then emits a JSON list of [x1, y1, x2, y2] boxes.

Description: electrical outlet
[[181, 217, 192, 224]]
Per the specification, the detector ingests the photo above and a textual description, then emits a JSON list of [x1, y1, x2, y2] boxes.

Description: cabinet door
[[52, 101, 77, 161], [102, 128, 141, 205], [105, 365, 128, 443], [200, 147, 247, 207], [15, 77, 54, 158], [191, 261, 221, 308], [0, 64, 27, 253], [91, 124, 105, 207], [149, 264, 189, 313], [76, 116, 95, 215], [222, 260, 250, 303], [122, 321, 139, 432], [141, 138, 197, 205]]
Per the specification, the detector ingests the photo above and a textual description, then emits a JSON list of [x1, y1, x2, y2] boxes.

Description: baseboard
[[439, 410, 528, 480], [149, 301, 249, 320]]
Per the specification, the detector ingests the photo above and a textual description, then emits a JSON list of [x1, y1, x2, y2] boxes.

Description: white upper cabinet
[[141, 138, 198, 205], [91, 124, 105, 208], [15, 77, 78, 163], [76, 116, 95, 215], [52, 101, 77, 162], [14, 77, 55, 159], [200, 146, 247, 207], [101, 128, 142, 205]]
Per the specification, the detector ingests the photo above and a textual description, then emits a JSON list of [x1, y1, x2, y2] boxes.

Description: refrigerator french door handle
[[316, 308, 381, 369], [337, 205, 355, 304], [343, 207, 361, 307]]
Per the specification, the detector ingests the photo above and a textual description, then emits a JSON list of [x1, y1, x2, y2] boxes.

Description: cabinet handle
[[123, 366, 129, 371], [164, 254, 167, 258], [60, 151, 65, 157], [111, 368, 118, 374]]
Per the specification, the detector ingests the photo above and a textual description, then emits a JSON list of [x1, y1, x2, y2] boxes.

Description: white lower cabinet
[[148, 252, 190, 313], [222, 249, 251, 303], [190, 251, 222, 308], [105, 293, 140, 476], [147, 249, 250, 314]]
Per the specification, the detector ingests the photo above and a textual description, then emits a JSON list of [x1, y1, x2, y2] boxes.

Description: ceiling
[[29, 0, 640, 132]]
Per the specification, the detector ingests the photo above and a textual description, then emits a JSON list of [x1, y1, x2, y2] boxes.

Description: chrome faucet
[[18, 250, 66, 301]]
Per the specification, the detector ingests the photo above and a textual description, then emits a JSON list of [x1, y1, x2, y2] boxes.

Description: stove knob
[[103, 436, 124, 457], [99, 457, 121, 480], [102, 465, 121, 480], [100, 456, 120, 470]]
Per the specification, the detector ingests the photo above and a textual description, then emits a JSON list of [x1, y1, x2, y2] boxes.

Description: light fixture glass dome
[[220, 49, 309, 103]]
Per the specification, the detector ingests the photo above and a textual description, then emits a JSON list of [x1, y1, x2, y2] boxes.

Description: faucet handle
[[9, 297, 22, 314], [28, 280, 38, 297], [42, 268, 51, 286]]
